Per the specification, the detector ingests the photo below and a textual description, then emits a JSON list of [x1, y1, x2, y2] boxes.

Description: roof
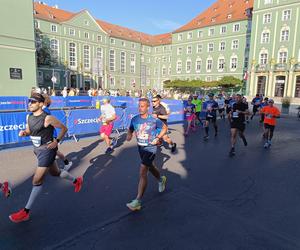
[[33, 2, 172, 46], [174, 0, 253, 33]]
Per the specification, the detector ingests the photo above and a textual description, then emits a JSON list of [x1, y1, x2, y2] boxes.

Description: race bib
[[137, 133, 149, 146], [30, 136, 41, 147], [232, 111, 239, 118], [266, 113, 272, 118], [207, 113, 213, 118]]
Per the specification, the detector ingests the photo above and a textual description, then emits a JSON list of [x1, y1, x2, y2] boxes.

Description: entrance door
[[295, 76, 300, 98], [274, 76, 286, 97], [256, 76, 266, 95], [70, 75, 77, 88]]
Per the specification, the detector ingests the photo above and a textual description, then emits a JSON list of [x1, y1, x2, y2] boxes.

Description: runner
[[260, 99, 280, 148], [42, 95, 73, 171], [99, 97, 117, 154], [184, 98, 196, 136], [260, 97, 269, 123], [0, 181, 11, 198], [216, 94, 225, 120], [126, 98, 167, 211], [242, 96, 250, 123], [152, 95, 177, 153], [228, 94, 249, 157], [225, 95, 236, 123], [202, 93, 219, 140], [250, 94, 262, 120], [9, 93, 83, 223], [191, 94, 203, 126]]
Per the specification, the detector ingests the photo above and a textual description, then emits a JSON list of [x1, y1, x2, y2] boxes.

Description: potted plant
[[281, 97, 291, 114]]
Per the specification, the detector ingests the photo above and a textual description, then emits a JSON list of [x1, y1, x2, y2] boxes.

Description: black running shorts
[[138, 146, 156, 167], [33, 145, 57, 167], [264, 123, 275, 132], [230, 122, 245, 131]]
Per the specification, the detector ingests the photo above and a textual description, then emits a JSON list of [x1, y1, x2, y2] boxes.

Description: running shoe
[[111, 138, 118, 148], [264, 142, 269, 148], [242, 137, 248, 146], [158, 176, 167, 193], [126, 199, 141, 211], [171, 143, 177, 153], [105, 147, 113, 154], [64, 161, 73, 171], [229, 148, 235, 157], [74, 177, 83, 193], [268, 141, 272, 148], [1, 181, 12, 198], [9, 209, 29, 223], [203, 135, 209, 141]]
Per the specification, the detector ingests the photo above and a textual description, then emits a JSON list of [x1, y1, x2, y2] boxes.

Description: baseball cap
[[268, 99, 274, 103], [29, 93, 45, 103]]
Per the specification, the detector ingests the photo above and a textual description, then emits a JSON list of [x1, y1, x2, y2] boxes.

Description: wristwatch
[[56, 138, 60, 143]]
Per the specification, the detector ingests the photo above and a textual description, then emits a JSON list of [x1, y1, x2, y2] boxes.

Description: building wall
[[0, 0, 37, 96]]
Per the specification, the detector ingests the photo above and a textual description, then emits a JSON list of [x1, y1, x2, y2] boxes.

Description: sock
[[25, 184, 43, 211], [60, 170, 76, 183], [63, 159, 69, 165]]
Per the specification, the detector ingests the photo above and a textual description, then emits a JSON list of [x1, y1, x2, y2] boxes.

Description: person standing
[[126, 98, 167, 211], [62, 87, 68, 98], [152, 95, 177, 153], [9, 93, 83, 223], [99, 97, 117, 154], [260, 99, 280, 148]]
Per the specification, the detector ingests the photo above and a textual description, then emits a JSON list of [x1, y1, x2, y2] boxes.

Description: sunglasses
[[152, 100, 158, 103], [29, 100, 38, 104]]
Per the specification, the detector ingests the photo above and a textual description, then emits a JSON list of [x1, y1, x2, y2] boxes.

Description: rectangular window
[[282, 10, 291, 21], [208, 43, 214, 52], [218, 59, 225, 70], [162, 67, 166, 76], [198, 30, 203, 38], [220, 26, 227, 34], [263, 13, 271, 24], [177, 47, 182, 55], [83, 45, 90, 69], [110, 77, 115, 87], [187, 32, 193, 39], [261, 32, 270, 43], [130, 53, 136, 73], [231, 57, 238, 69], [281, 29, 289, 41], [264, 0, 272, 4], [96, 47, 102, 60], [97, 35, 102, 42], [209, 28, 215, 36], [232, 40, 239, 49], [50, 39, 59, 62], [121, 78, 126, 88], [109, 50, 115, 71], [219, 42, 225, 51], [207, 59, 213, 71], [69, 42, 76, 67], [196, 60, 202, 72], [260, 53, 268, 65], [122, 41, 126, 47], [84, 32, 89, 39], [110, 38, 115, 44], [186, 61, 191, 72], [187, 46, 192, 54], [131, 43, 136, 49], [233, 23, 240, 32], [197, 44, 203, 53], [69, 28, 75, 36], [121, 51, 126, 73], [51, 24, 57, 32], [279, 51, 288, 64], [178, 34, 183, 41], [177, 61, 182, 73]]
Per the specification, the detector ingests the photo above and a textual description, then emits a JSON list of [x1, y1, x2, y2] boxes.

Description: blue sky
[[38, 0, 216, 34]]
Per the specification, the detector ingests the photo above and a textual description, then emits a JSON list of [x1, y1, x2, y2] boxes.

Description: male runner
[[202, 93, 219, 140], [9, 93, 83, 223], [99, 97, 117, 154], [126, 98, 167, 211], [0, 182, 11, 198], [228, 94, 249, 156], [216, 94, 225, 120], [152, 95, 176, 153], [260, 99, 280, 148], [250, 94, 262, 120]]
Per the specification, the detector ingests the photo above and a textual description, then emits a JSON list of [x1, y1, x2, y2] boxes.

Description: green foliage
[[281, 97, 291, 107]]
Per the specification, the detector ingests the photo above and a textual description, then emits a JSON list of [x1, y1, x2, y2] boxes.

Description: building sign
[[9, 68, 22, 80]]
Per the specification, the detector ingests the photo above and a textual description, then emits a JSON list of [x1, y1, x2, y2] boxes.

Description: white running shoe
[[64, 161, 73, 171], [158, 176, 167, 193]]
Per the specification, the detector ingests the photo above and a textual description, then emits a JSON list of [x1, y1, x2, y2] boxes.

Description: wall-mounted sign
[[9, 68, 22, 80]]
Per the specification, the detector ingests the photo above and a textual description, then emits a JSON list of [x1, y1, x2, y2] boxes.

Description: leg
[[231, 128, 238, 148], [212, 119, 218, 136], [204, 120, 209, 137], [185, 120, 191, 135], [238, 129, 247, 146], [148, 164, 161, 181], [136, 165, 149, 200]]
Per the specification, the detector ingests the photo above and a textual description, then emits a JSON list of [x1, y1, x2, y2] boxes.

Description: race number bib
[[137, 133, 149, 146], [232, 111, 239, 118], [30, 136, 41, 147], [266, 113, 272, 118]]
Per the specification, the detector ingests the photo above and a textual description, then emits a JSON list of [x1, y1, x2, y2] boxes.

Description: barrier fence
[[0, 96, 185, 145]]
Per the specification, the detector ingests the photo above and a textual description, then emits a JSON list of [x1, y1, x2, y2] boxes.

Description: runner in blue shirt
[[202, 93, 219, 140], [250, 94, 262, 120], [126, 97, 167, 211]]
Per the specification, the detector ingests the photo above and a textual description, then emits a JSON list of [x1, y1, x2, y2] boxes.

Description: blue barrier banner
[[51, 110, 67, 136], [67, 109, 101, 136], [0, 112, 30, 144], [50, 97, 66, 108], [113, 108, 127, 130], [92, 96, 139, 109], [162, 99, 185, 123], [0, 96, 28, 111], [66, 96, 92, 107]]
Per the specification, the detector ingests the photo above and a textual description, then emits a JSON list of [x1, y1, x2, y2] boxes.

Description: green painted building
[[0, 0, 37, 96], [248, 0, 300, 103]]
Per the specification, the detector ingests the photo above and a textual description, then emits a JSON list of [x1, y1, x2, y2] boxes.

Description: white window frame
[[209, 28, 215, 36], [195, 59, 202, 72], [69, 42, 77, 68], [83, 45, 90, 69], [178, 34, 183, 41], [219, 41, 226, 51], [176, 60, 182, 73], [109, 49, 115, 72], [260, 52, 268, 65], [121, 51, 126, 73], [233, 23, 240, 32], [278, 50, 288, 64], [207, 58, 213, 72], [110, 77, 115, 87], [97, 35, 102, 42], [50, 24, 57, 32], [187, 46, 192, 54], [232, 39, 239, 49], [84, 32, 89, 39], [220, 26, 227, 34], [218, 58, 225, 71], [263, 13, 272, 24], [208, 43, 214, 52], [186, 60, 192, 73], [198, 30, 203, 38], [281, 28, 290, 42], [197, 44, 203, 53], [69, 28, 75, 36], [261, 31, 270, 43], [130, 53, 136, 74], [120, 78, 126, 88], [187, 32, 193, 40], [50, 39, 59, 61], [282, 9, 291, 21], [230, 57, 238, 71], [177, 47, 182, 55]]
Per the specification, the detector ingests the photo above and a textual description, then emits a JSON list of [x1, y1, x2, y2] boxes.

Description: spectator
[[62, 87, 68, 98]]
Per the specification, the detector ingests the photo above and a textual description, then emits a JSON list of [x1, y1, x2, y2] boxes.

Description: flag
[[243, 71, 248, 80]]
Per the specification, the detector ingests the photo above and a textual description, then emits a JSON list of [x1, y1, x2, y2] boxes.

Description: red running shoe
[[9, 209, 30, 223], [74, 177, 83, 193], [1, 181, 12, 198]]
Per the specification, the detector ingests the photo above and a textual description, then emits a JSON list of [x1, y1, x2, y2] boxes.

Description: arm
[[126, 120, 134, 141], [19, 115, 31, 137], [45, 115, 68, 149]]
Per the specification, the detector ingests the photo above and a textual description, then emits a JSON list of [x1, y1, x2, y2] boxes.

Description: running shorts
[[138, 146, 156, 167], [100, 123, 114, 137], [33, 145, 57, 167], [230, 121, 245, 131]]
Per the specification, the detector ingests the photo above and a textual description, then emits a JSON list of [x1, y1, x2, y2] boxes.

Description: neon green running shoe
[[158, 176, 167, 193], [126, 199, 141, 211]]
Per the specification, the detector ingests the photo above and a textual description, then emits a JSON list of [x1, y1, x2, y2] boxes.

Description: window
[[206, 76, 212, 82], [197, 44, 203, 53], [69, 28, 75, 36], [209, 28, 215, 36], [198, 30, 203, 38], [208, 43, 214, 52], [227, 14, 232, 19], [233, 23, 240, 32], [120, 78, 126, 88], [274, 76, 285, 97], [187, 32, 193, 39], [207, 59, 213, 71], [177, 47, 182, 55], [50, 39, 59, 62], [282, 10, 291, 21], [130, 53, 136, 73], [281, 28, 289, 41], [51, 24, 57, 32], [232, 40, 239, 49], [34, 20, 40, 29], [294, 76, 300, 98], [97, 35, 102, 42], [218, 58, 225, 70], [219, 42, 226, 51], [220, 26, 227, 34], [260, 53, 268, 65], [196, 60, 202, 72], [162, 56, 167, 62], [168, 66, 171, 75], [187, 46, 192, 54], [261, 31, 270, 43], [83, 45, 90, 69], [69, 42, 76, 67], [231, 57, 238, 69], [278, 51, 288, 64], [110, 77, 115, 87], [121, 51, 126, 73], [264, 0, 272, 4], [122, 41, 126, 47], [131, 43, 136, 49], [155, 47, 159, 53], [176, 61, 182, 73], [186, 60, 192, 72], [84, 32, 89, 39], [110, 38, 115, 44], [162, 67, 166, 76], [109, 49, 115, 71], [178, 34, 183, 41], [84, 20, 89, 26], [263, 13, 271, 24]]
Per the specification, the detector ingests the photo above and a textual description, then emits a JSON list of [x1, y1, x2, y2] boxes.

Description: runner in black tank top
[[9, 93, 83, 223]]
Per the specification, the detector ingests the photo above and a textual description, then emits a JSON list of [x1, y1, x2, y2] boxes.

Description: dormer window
[[227, 14, 232, 19]]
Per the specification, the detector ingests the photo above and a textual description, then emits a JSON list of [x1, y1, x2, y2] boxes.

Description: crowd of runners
[[1, 91, 281, 220]]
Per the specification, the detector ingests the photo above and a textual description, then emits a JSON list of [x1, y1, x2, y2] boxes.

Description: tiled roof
[[174, 0, 253, 33], [34, 2, 172, 46]]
